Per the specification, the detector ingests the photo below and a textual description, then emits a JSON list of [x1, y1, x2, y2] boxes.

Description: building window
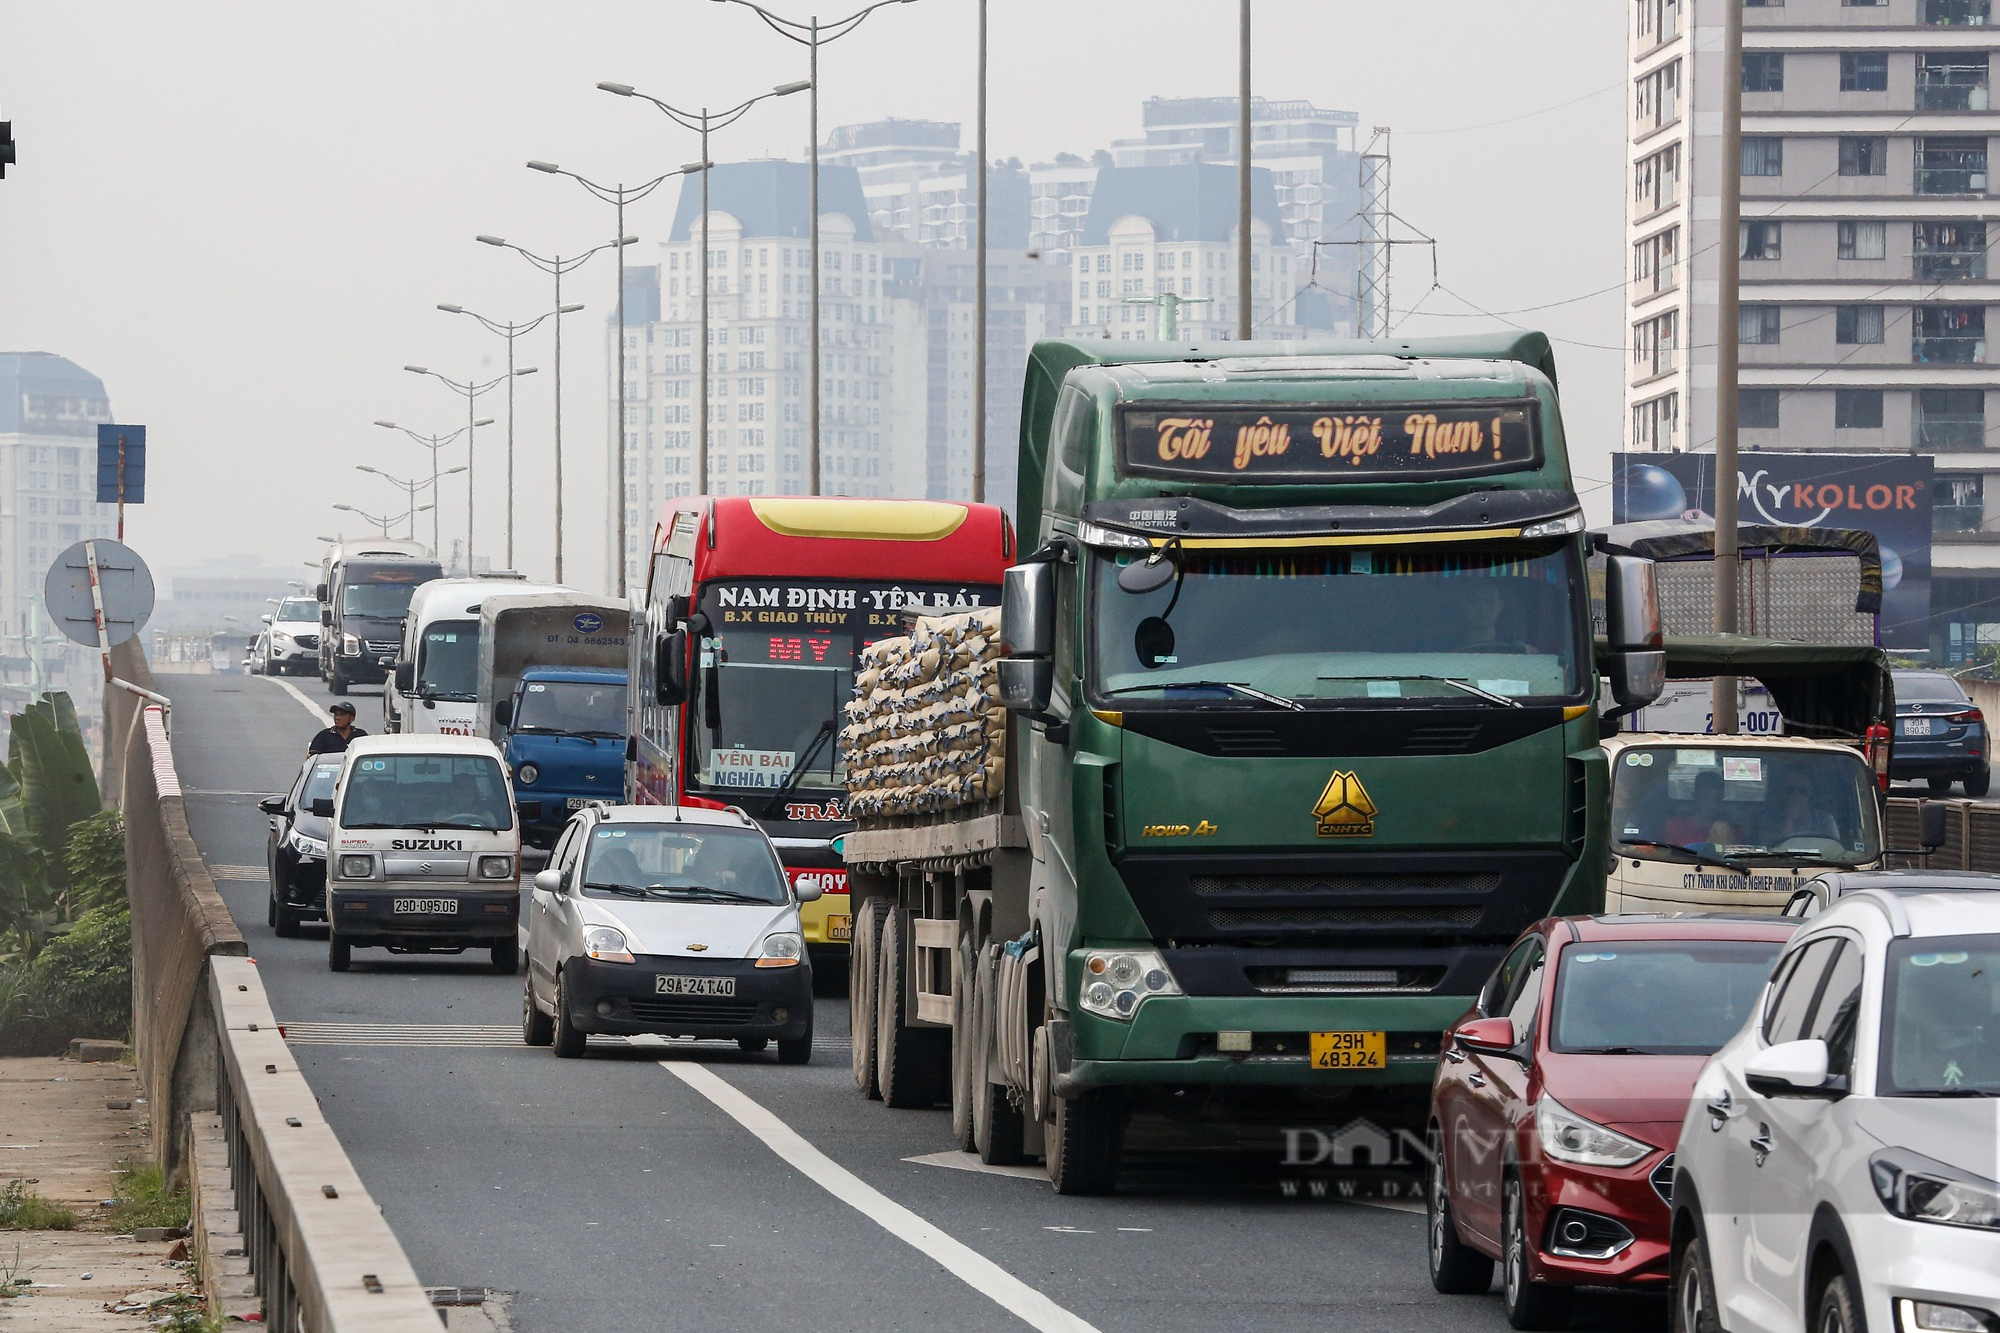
[[1917, 137, 1988, 194], [1916, 221, 1989, 279], [1835, 389, 1885, 428], [1741, 220, 1782, 260], [1636, 0, 1682, 44], [1742, 137, 1785, 176], [1838, 136, 1887, 176], [1844, 0, 1888, 6], [1915, 305, 1987, 362], [1741, 389, 1782, 430], [1632, 392, 1679, 450], [1918, 53, 1990, 110], [1634, 226, 1680, 295], [1743, 53, 1785, 93], [1936, 473, 1983, 531], [1920, 389, 1987, 448], [1636, 60, 1682, 130], [1840, 52, 1890, 92], [1633, 309, 1680, 377], [1740, 304, 1783, 343], [1837, 305, 1886, 343], [1837, 220, 1887, 259], [1924, 0, 1992, 23], [1635, 143, 1683, 214]]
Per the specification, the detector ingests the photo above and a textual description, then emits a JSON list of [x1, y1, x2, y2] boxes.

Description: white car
[[258, 596, 324, 676], [522, 803, 818, 1062], [1668, 890, 2000, 1333]]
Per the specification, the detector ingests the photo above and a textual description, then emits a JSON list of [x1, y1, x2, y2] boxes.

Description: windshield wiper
[[1105, 680, 1302, 710], [1619, 839, 1752, 874], [1317, 674, 1523, 708], [649, 885, 769, 903], [419, 820, 507, 831], [763, 719, 838, 816], [582, 882, 651, 897]]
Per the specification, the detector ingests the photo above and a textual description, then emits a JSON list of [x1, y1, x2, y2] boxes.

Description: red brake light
[[1865, 722, 1892, 793], [1952, 707, 1985, 725]]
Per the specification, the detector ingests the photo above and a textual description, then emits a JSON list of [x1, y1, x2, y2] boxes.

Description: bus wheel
[[1048, 1086, 1124, 1196], [849, 898, 888, 1099], [971, 943, 1027, 1165], [876, 908, 949, 1108], [949, 920, 979, 1151]]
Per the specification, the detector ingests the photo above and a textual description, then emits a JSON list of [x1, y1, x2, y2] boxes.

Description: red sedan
[[1425, 913, 1798, 1329]]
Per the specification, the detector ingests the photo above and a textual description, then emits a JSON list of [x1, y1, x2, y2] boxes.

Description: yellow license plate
[[826, 914, 851, 942], [1310, 1031, 1386, 1070]]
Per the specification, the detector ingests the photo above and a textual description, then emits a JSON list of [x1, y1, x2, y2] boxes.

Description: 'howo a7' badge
[[1312, 772, 1377, 839]]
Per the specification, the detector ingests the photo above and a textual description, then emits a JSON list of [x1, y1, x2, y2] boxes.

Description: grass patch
[[0, 1179, 78, 1230], [105, 1159, 188, 1233]]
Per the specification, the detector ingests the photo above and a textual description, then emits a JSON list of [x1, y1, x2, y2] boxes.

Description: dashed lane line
[[269, 675, 332, 724], [650, 1049, 1102, 1333]]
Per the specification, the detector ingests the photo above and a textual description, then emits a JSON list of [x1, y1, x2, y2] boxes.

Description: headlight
[[757, 931, 804, 968], [516, 763, 540, 786], [1078, 948, 1180, 1020], [285, 828, 326, 860], [1535, 1093, 1654, 1167], [337, 854, 374, 879], [1898, 1299, 2000, 1333], [1077, 519, 1155, 551], [1519, 510, 1586, 540], [341, 633, 361, 655], [1872, 1148, 2000, 1231], [583, 925, 634, 963], [477, 855, 515, 880]]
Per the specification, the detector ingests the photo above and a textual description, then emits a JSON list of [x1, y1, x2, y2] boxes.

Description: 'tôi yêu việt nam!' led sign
[[1118, 401, 1541, 483]]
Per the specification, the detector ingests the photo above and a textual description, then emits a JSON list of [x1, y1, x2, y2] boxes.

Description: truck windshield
[[341, 583, 418, 619], [340, 754, 512, 830], [418, 620, 478, 700], [515, 680, 626, 736], [276, 598, 319, 624], [1550, 939, 1786, 1055], [579, 823, 787, 904], [1610, 745, 1881, 864], [1089, 538, 1583, 705]]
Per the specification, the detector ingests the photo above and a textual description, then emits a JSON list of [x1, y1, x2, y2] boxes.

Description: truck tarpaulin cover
[[1612, 451, 1932, 649], [1593, 519, 1884, 614], [1597, 632, 1894, 739]]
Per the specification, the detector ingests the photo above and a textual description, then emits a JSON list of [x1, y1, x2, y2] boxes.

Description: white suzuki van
[[323, 734, 522, 973]]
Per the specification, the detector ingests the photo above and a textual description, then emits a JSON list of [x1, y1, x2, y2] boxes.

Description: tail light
[[1865, 722, 1892, 793], [1949, 707, 1985, 726]]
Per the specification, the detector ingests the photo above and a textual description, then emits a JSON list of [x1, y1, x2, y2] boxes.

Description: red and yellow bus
[[629, 496, 1011, 954]]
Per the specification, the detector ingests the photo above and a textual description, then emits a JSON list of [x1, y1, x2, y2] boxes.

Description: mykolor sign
[[1120, 401, 1540, 483]]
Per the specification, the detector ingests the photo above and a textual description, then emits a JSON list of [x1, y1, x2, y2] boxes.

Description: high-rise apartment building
[[1624, 0, 2000, 652]]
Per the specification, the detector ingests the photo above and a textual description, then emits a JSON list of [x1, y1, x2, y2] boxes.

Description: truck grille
[[1191, 872, 1500, 897], [1212, 905, 1483, 931], [628, 997, 759, 1026], [366, 640, 399, 656], [1244, 966, 1448, 994]]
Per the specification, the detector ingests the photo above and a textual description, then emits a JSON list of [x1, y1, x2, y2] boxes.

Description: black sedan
[[259, 754, 341, 936], [1890, 669, 1990, 796]]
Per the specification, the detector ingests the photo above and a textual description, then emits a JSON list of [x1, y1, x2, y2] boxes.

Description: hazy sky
[[1, 1, 1627, 592]]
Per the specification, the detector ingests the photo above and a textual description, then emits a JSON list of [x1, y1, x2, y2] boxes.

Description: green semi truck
[[841, 334, 1665, 1193]]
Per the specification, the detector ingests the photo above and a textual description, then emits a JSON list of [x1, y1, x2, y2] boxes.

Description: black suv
[[1890, 669, 1989, 796]]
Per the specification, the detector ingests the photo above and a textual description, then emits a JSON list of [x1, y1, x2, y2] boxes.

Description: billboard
[[1612, 452, 1933, 649]]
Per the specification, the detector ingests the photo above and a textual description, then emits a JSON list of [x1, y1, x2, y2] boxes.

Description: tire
[[328, 670, 348, 697], [1502, 1175, 1572, 1330], [266, 885, 278, 928], [490, 940, 519, 975], [949, 921, 979, 1151], [875, 909, 950, 1108], [778, 1015, 813, 1066], [274, 904, 302, 939], [849, 898, 888, 1099], [1047, 1086, 1123, 1196], [328, 934, 351, 972], [1814, 1269, 1860, 1333], [1671, 1233, 1722, 1333], [738, 1037, 770, 1053], [1427, 1125, 1495, 1295], [1967, 767, 1992, 798], [551, 971, 586, 1059], [522, 974, 553, 1046], [971, 948, 1027, 1166], [1929, 777, 1954, 794]]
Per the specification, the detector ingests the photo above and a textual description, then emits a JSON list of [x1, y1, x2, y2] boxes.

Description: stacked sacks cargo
[[842, 607, 1005, 819]]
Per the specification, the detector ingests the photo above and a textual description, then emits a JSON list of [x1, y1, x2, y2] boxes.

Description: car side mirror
[[258, 795, 286, 815], [1745, 1038, 1838, 1097], [309, 797, 335, 818], [533, 869, 561, 894], [260, 614, 273, 625], [393, 661, 415, 693], [495, 698, 514, 728], [1451, 1016, 1520, 1056], [794, 880, 823, 904], [656, 629, 688, 707]]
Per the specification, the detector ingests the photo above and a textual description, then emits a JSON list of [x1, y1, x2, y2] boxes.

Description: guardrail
[[1885, 794, 2000, 870]]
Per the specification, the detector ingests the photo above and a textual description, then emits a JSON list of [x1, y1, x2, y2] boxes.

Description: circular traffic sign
[[42, 539, 155, 648]]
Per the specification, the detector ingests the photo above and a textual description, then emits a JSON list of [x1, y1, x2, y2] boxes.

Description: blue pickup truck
[[496, 666, 629, 846]]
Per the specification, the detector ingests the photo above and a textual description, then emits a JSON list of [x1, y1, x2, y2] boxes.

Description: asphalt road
[[163, 670, 1664, 1333]]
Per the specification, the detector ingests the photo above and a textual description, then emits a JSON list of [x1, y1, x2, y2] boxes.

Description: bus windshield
[[418, 620, 479, 700], [1610, 745, 1881, 865], [1089, 538, 1584, 706], [342, 583, 418, 619]]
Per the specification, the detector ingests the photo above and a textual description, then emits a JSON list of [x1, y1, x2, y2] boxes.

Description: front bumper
[[1521, 1149, 1675, 1289], [560, 954, 813, 1040], [1850, 1210, 2000, 1333], [326, 883, 519, 947], [275, 853, 327, 919]]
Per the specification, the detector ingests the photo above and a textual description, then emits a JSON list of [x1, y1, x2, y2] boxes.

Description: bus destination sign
[[1119, 401, 1540, 483]]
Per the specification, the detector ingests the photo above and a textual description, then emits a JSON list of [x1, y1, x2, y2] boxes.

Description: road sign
[[97, 424, 146, 505], [43, 539, 154, 649]]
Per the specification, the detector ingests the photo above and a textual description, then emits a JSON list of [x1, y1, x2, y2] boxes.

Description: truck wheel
[[1048, 1087, 1124, 1196], [328, 670, 348, 697], [328, 934, 351, 972], [552, 971, 586, 1059], [490, 940, 519, 975], [522, 974, 553, 1046], [949, 922, 978, 1151], [971, 946, 1027, 1166], [876, 909, 949, 1108], [849, 899, 888, 1099]]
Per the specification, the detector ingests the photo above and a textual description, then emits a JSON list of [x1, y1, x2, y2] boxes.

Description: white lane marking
[[269, 675, 331, 724], [656, 1056, 1102, 1333], [903, 1150, 1047, 1182]]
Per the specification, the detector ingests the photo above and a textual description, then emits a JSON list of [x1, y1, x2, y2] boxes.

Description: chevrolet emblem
[[1312, 771, 1378, 839], [685, 943, 709, 952]]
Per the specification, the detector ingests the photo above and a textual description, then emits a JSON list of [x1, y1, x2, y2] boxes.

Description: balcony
[[1917, 224, 1989, 280], [1917, 61, 1991, 111], [1919, 416, 1989, 449], [1915, 336, 1987, 363], [1917, 147, 1990, 195], [1937, 503, 1985, 532], [1924, 0, 1990, 23]]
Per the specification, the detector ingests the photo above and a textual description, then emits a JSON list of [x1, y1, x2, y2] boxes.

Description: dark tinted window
[[1483, 936, 1541, 1015], [418, 620, 480, 699], [1896, 671, 1970, 703], [1805, 942, 1865, 1076], [1551, 939, 1785, 1054], [1765, 937, 1841, 1044], [1881, 935, 2000, 1095]]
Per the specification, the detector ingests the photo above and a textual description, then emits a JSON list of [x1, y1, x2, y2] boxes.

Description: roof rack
[[1846, 889, 1913, 938]]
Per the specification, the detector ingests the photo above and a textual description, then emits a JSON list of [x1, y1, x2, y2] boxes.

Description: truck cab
[[315, 541, 442, 696], [499, 666, 629, 847], [384, 576, 565, 736]]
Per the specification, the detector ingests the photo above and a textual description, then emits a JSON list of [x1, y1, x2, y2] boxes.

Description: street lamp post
[[333, 502, 435, 539], [1237, 0, 1253, 341], [476, 234, 633, 584], [599, 79, 809, 496], [406, 365, 535, 576], [372, 420, 476, 555], [437, 302, 581, 572], [356, 464, 466, 540], [526, 160, 704, 596], [707, 0, 920, 496]]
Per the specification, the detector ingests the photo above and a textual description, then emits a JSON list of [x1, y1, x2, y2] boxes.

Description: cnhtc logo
[[573, 613, 603, 634]]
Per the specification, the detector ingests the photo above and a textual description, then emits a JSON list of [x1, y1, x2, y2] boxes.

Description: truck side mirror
[[999, 658, 1056, 715], [665, 594, 688, 629], [319, 608, 333, 626], [309, 797, 335, 818], [315, 582, 329, 603], [1604, 556, 1662, 651], [1001, 563, 1056, 659], [1921, 800, 1948, 850], [1609, 651, 1665, 710], [393, 661, 415, 694], [656, 629, 689, 706], [495, 698, 513, 729]]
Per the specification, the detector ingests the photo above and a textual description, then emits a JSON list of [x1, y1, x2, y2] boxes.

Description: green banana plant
[[0, 694, 102, 960]]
